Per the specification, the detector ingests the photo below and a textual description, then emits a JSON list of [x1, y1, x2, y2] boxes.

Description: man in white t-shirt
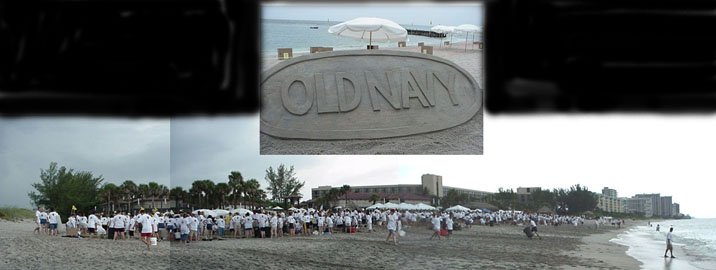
[[48, 208, 61, 236], [366, 213, 373, 232], [189, 214, 199, 242], [181, 213, 191, 244], [38, 210, 49, 234], [34, 207, 42, 234], [530, 218, 542, 240], [87, 212, 100, 238], [385, 209, 399, 245], [243, 213, 254, 238], [664, 227, 675, 258], [112, 212, 126, 240], [445, 214, 454, 240], [430, 212, 442, 240], [135, 210, 153, 250], [231, 213, 243, 238], [270, 213, 279, 238]]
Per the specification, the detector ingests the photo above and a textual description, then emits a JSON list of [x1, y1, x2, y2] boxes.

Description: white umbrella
[[212, 209, 230, 217], [382, 202, 400, 209], [192, 209, 217, 217], [272, 206, 284, 210], [366, 203, 384, 210], [328, 17, 407, 48], [398, 203, 416, 210], [229, 208, 253, 216], [456, 24, 482, 51], [446, 205, 471, 212], [288, 207, 298, 211], [415, 203, 436, 210], [431, 25, 456, 48]]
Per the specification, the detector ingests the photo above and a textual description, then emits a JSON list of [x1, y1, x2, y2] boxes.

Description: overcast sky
[[1, 114, 715, 218], [262, 2, 483, 26]]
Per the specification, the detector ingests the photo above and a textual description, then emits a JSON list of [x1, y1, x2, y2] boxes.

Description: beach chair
[[421, 46, 433, 55], [367, 45, 379, 50], [398, 41, 406, 48], [278, 48, 293, 60]]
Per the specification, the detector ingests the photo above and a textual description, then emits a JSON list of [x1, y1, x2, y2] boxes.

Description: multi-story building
[[516, 187, 541, 203], [672, 203, 680, 217], [597, 195, 623, 213], [635, 193, 661, 217], [310, 174, 492, 207], [602, 187, 617, 198], [624, 197, 653, 217], [660, 196, 673, 217]]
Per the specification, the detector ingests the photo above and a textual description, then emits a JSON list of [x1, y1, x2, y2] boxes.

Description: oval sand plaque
[[261, 50, 482, 139]]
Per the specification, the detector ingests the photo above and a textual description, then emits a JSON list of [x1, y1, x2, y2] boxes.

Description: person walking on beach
[[530, 218, 542, 240], [656, 224, 660, 232], [34, 207, 42, 234], [48, 208, 60, 236], [135, 210, 153, 250], [664, 227, 675, 258], [430, 212, 442, 240], [385, 209, 399, 245]]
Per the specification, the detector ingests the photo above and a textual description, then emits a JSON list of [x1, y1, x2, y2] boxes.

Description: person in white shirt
[[385, 209, 399, 245], [231, 213, 243, 238], [217, 216, 226, 237], [48, 208, 61, 236], [87, 212, 100, 238], [366, 213, 373, 232], [128, 214, 136, 239], [135, 210, 153, 250], [530, 218, 542, 240], [278, 215, 285, 238], [34, 207, 42, 234], [67, 214, 77, 229], [78, 213, 88, 235], [189, 214, 199, 242], [257, 212, 267, 238], [287, 214, 296, 237], [664, 227, 675, 258], [181, 213, 191, 244], [344, 215, 352, 234], [445, 214, 454, 240], [270, 213, 278, 238], [112, 212, 126, 240], [430, 212, 442, 240], [38, 210, 49, 234], [243, 213, 254, 238]]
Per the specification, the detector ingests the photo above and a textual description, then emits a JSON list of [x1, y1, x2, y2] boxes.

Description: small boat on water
[[310, 26, 319, 29]]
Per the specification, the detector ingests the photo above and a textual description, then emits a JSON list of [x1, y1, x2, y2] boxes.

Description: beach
[[2, 218, 641, 269], [260, 44, 483, 155]]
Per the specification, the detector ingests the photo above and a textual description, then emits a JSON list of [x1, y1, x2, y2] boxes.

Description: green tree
[[28, 162, 103, 222], [215, 182, 231, 209], [169, 186, 187, 210], [369, 193, 380, 205], [157, 184, 169, 210], [119, 180, 138, 213], [137, 183, 150, 208], [243, 179, 261, 210], [340, 185, 351, 207], [441, 189, 468, 208], [489, 188, 520, 210], [147, 182, 160, 209], [99, 183, 120, 214], [228, 171, 244, 208], [265, 165, 305, 208], [554, 184, 597, 214]]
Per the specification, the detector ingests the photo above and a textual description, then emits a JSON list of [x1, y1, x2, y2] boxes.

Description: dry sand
[[2, 218, 639, 269], [260, 45, 483, 155]]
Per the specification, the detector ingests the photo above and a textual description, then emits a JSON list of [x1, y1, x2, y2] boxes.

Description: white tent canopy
[[430, 25, 456, 47], [381, 202, 400, 209], [212, 209, 230, 217], [328, 17, 408, 46], [192, 209, 217, 217], [455, 24, 482, 51], [415, 203, 437, 210], [398, 203, 417, 210], [446, 205, 471, 212], [366, 203, 384, 209], [272, 206, 284, 210], [228, 208, 253, 216]]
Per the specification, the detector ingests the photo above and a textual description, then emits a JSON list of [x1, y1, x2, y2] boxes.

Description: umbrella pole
[[369, 32, 372, 49], [465, 33, 468, 52]]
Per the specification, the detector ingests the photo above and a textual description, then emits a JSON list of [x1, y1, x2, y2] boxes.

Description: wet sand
[[260, 45, 483, 155], [2, 219, 639, 269]]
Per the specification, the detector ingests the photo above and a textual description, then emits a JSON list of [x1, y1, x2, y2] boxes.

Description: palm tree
[[120, 180, 138, 213], [340, 185, 351, 207], [169, 186, 187, 210], [147, 182, 160, 209], [137, 184, 149, 209], [215, 183, 231, 209], [199, 180, 216, 209], [228, 171, 244, 208], [190, 181, 203, 209], [157, 184, 169, 210], [99, 183, 119, 215], [369, 193, 380, 205], [243, 179, 260, 210]]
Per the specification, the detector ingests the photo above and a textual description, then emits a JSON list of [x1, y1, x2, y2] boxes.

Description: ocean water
[[261, 19, 482, 56], [611, 218, 716, 269]]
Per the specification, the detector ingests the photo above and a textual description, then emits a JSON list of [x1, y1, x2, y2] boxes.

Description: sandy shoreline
[[2, 219, 639, 269], [260, 45, 483, 155]]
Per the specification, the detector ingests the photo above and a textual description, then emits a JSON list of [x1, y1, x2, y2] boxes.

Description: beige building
[[310, 173, 492, 205], [516, 187, 541, 203]]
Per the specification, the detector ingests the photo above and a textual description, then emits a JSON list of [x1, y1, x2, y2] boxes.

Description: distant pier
[[406, 29, 446, 38]]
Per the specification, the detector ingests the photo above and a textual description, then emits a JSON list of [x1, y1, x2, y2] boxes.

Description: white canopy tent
[[381, 202, 400, 209], [272, 206, 284, 210], [366, 203, 384, 210], [398, 203, 417, 210], [192, 209, 217, 217], [455, 24, 482, 51], [328, 17, 407, 48], [228, 208, 253, 216], [446, 205, 471, 212], [415, 203, 437, 210], [211, 209, 230, 217], [430, 25, 456, 47]]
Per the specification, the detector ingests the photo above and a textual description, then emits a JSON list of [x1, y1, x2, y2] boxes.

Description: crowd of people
[[33, 206, 623, 248]]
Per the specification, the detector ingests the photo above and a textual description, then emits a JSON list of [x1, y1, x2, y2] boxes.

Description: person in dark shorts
[[664, 227, 675, 258], [530, 218, 542, 240]]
